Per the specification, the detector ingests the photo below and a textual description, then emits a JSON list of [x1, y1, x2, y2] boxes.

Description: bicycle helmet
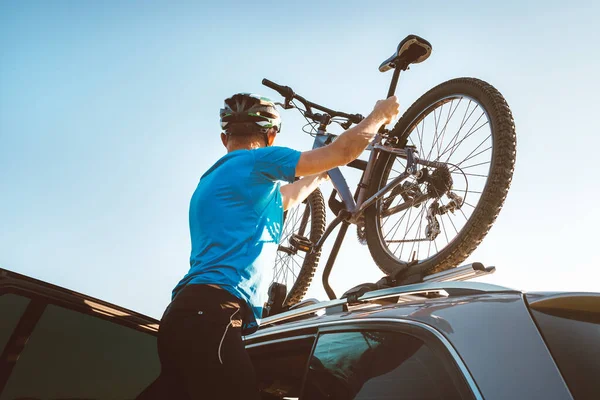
[[220, 93, 282, 135]]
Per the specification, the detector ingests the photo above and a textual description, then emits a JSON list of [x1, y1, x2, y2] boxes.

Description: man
[[138, 92, 400, 399]]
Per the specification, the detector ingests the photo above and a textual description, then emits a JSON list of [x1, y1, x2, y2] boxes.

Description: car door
[[303, 321, 479, 400], [246, 329, 316, 400], [0, 287, 160, 399]]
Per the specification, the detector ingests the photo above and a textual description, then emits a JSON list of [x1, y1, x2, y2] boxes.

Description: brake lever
[[284, 98, 296, 110], [274, 101, 293, 109], [340, 120, 353, 130]]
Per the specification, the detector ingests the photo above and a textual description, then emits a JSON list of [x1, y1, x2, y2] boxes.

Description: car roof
[[0, 267, 159, 333], [250, 281, 521, 337]]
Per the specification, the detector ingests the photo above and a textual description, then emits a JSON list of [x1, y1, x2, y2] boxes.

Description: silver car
[[1, 264, 598, 399]]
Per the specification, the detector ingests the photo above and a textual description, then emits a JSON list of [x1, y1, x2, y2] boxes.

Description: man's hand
[[295, 96, 401, 177], [372, 96, 401, 125]]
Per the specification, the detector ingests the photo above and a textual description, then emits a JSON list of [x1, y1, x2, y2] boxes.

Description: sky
[[1, 0, 599, 319]]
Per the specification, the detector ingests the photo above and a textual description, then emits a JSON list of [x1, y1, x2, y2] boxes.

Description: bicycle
[[265, 34, 516, 308]]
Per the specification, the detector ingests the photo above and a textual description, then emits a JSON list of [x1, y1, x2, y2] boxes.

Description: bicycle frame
[[307, 66, 427, 300], [313, 133, 420, 219], [280, 62, 444, 300]]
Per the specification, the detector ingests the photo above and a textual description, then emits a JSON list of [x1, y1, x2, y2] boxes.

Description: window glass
[[531, 308, 600, 399], [1, 303, 160, 400], [304, 331, 467, 400], [0, 293, 30, 354], [248, 336, 315, 400]]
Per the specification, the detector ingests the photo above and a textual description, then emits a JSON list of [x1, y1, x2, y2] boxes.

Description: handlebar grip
[[351, 114, 365, 124], [262, 78, 294, 99]]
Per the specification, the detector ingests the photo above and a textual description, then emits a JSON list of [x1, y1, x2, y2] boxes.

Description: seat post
[[378, 65, 403, 136], [387, 65, 402, 98]]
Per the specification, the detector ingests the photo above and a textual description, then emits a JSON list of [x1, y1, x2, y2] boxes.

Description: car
[[1, 264, 598, 399]]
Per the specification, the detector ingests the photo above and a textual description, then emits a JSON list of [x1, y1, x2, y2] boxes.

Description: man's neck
[[227, 142, 264, 153]]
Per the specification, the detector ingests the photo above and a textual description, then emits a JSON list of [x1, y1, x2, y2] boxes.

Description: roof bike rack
[[260, 262, 506, 328]]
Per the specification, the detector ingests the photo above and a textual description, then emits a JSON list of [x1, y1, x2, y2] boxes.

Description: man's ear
[[221, 132, 228, 148], [267, 128, 277, 147]]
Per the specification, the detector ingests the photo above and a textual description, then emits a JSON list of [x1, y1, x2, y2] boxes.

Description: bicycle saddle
[[379, 34, 432, 72]]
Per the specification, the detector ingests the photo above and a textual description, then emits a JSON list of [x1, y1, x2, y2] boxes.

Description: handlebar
[[262, 78, 364, 125], [262, 79, 295, 99]]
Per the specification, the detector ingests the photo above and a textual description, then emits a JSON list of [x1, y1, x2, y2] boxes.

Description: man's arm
[[295, 96, 400, 177], [280, 173, 328, 211]]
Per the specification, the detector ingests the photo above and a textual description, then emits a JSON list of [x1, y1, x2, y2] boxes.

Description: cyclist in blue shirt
[[137, 92, 399, 400]]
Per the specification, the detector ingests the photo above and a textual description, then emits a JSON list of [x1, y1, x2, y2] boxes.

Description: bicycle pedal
[[289, 234, 313, 253]]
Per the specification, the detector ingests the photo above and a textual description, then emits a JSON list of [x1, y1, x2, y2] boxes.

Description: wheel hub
[[427, 166, 453, 197]]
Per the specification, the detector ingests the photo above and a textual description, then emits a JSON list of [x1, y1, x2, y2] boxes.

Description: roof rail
[[260, 262, 508, 328]]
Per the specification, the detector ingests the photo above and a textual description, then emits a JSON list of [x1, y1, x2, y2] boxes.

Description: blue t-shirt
[[173, 146, 301, 333]]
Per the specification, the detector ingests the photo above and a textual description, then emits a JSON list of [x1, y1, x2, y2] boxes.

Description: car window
[[0, 293, 30, 354], [247, 336, 315, 400], [0, 303, 160, 400], [304, 330, 468, 400], [530, 307, 600, 399]]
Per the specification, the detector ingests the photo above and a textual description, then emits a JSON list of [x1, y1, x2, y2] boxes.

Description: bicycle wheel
[[274, 188, 326, 306], [365, 78, 516, 276]]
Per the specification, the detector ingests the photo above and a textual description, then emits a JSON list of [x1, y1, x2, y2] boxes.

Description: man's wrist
[[364, 111, 387, 127]]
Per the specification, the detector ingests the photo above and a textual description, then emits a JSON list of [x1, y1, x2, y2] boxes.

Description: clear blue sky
[[1, 0, 599, 318]]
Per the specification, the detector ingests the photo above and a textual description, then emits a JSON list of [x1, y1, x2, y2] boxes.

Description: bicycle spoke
[[290, 258, 302, 279], [436, 99, 462, 159], [439, 107, 484, 161], [428, 237, 432, 258], [463, 201, 476, 209], [416, 119, 425, 156], [438, 207, 450, 245], [458, 207, 469, 221], [437, 97, 464, 157], [411, 200, 428, 259], [443, 116, 488, 162], [452, 188, 484, 195], [418, 200, 430, 257], [451, 171, 488, 178], [396, 205, 414, 256], [456, 160, 491, 170], [426, 105, 442, 161], [452, 134, 492, 168], [397, 205, 425, 257], [383, 205, 411, 240], [439, 99, 475, 160], [440, 199, 459, 235]]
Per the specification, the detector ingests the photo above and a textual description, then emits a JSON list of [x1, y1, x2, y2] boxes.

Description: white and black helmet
[[220, 93, 282, 135]]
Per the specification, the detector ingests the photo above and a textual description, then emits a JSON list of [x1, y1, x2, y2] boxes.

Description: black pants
[[136, 284, 260, 400]]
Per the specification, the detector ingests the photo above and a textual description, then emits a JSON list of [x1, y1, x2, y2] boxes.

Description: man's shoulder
[[201, 150, 254, 179], [252, 146, 300, 160]]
